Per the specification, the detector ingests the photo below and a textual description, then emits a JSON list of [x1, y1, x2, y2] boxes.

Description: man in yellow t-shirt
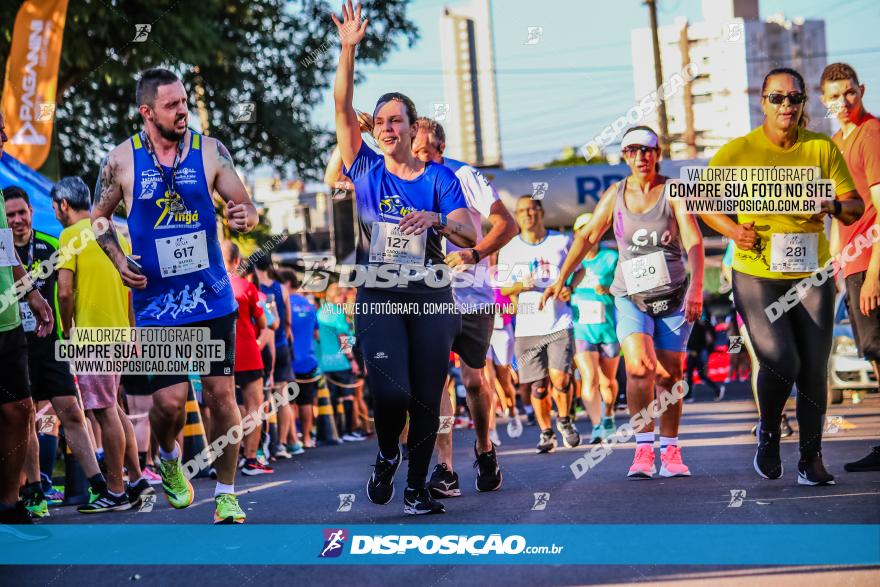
[[54, 177, 144, 512]]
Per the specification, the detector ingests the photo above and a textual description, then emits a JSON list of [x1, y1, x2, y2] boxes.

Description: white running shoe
[[489, 429, 502, 447], [507, 414, 524, 439]]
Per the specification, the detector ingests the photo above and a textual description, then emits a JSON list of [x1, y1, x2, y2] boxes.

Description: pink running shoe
[[660, 445, 691, 477], [142, 466, 162, 485], [627, 444, 656, 478]]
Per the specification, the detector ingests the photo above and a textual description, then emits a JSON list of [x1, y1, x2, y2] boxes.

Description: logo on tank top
[[139, 169, 162, 200], [174, 167, 199, 186], [628, 229, 672, 251], [154, 191, 201, 229], [142, 282, 213, 320]]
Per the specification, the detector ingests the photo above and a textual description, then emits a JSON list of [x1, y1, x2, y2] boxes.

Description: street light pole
[[646, 0, 671, 158]]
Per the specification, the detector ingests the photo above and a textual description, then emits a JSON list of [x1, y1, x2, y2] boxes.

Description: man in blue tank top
[[91, 68, 259, 524]]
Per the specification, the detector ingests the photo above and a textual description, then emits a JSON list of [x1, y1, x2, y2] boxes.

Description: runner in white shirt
[[411, 119, 518, 498], [498, 196, 584, 453]]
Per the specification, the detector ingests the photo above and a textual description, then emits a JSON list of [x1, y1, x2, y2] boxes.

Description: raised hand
[[331, 0, 369, 47]]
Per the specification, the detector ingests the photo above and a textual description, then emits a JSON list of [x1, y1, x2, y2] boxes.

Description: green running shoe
[[158, 456, 194, 509], [23, 495, 49, 519], [214, 493, 246, 524]]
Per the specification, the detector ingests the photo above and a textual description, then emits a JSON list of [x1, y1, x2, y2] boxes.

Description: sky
[[312, 0, 880, 170]]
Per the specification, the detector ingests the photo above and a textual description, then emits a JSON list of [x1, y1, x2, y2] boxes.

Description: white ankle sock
[[159, 444, 179, 461], [660, 436, 678, 452], [636, 432, 655, 446], [214, 483, 235, 497]]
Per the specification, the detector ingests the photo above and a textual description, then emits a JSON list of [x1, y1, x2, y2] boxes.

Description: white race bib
[[19, 302, 36, 332], [155, 231, 210, 278], [771, 233, 819, 273], [621, 251, 671, 295], [576, 300, 605, 325], [369, 222, 426, 266], [0, 228, 17, 267]]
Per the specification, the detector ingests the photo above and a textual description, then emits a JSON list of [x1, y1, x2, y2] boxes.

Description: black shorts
[[234, 369, 264, 404], [121, 373, 157, 397], [293, 368, 319, 406], [28, 353, 77, 402], [0, 326, 31, 404], [273, 345, 294, 383], [451, 311, 494, 369], [845, 271, 880, 363], [325, 369, 357, 399], [147, 311, 237, 393]]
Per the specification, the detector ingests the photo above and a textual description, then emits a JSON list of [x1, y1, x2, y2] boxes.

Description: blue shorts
[[574, 340, 621, 359], [614, 296, 692, 353]]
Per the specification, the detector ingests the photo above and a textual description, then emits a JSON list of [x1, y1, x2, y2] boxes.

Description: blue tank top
[[259, 281, 289, 348], [129, 131, 236, 326]]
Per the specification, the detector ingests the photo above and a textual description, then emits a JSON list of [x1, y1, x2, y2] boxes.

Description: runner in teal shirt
[[569, 213, 621, 443]]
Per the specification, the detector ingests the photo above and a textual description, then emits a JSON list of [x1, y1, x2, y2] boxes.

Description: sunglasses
[[763, 92, 806, 105], [622, 145, 657, 156]]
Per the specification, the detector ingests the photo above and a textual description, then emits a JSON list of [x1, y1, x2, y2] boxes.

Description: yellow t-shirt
[[709, 126, 856, 279], [59, 218, 132, 328]]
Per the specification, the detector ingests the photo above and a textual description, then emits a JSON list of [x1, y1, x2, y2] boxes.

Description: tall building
[[631, 0, 830, 160], [439, 0, 502, 167]]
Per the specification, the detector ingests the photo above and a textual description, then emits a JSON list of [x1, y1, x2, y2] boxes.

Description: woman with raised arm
[[331, 1, 475, 515], [544, 126, 704, 480]]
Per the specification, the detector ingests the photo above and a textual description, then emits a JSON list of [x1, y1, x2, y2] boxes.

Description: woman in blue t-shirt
[[332, 1, 476, 515]]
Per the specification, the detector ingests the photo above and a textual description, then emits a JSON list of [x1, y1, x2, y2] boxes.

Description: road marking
[[191, 480, 290, 507], [710, 491, 880, 504]]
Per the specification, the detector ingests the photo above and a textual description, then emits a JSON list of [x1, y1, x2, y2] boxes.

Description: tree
[[0, 0, 419, 186], [542, 145, 608, 168]]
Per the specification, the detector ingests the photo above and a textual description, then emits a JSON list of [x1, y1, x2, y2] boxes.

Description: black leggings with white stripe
[[732, 271, 834, 457], [355, 287, 461, 489]]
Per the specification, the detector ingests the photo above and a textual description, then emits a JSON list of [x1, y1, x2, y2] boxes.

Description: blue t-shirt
[[343, 142, 467, 291], [259, 281, 289, 348], [289, 292, 318, 374]]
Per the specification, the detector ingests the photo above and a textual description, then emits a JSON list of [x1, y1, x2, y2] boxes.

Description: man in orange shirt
[[822, 62, 880, 472]]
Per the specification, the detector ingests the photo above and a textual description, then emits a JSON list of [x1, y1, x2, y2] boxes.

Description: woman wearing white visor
[[544, 126, 704, 478]]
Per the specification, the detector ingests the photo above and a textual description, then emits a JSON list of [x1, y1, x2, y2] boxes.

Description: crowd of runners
[[0, 1, 878, 524]]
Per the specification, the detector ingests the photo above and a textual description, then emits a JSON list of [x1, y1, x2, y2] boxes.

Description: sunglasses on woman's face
[[763, 92, 806, 105], [622, 145, 657, 156]]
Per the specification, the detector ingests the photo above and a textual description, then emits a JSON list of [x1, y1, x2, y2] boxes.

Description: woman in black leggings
[[332, 1, 476, 514], [703, 67, 862, 485]]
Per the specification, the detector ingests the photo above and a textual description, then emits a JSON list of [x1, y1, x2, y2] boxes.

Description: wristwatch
[[833, 200, 842, 217], [470, 248, 481, 263], [438, 213, 448, 228]]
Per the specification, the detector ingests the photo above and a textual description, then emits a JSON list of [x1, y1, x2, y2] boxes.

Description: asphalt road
[[5, 382, 880, 586]]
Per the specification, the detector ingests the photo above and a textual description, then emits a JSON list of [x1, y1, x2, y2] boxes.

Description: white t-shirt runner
[[442, 158, 497, 308], [497, 231, 572, 337]]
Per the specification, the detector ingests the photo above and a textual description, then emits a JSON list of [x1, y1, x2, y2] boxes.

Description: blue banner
[[3, 524, 879, 565]]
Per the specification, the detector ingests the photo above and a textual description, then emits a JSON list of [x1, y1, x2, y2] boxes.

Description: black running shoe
[[366, 450, 400, 505], [754, 428, 783, 480], [77, 490, 132, 513], [427, 463, 461, 499], [844, 446, 880, 472], [0, 501, 33, 525], [526, 412, 537, 427], [473, 442, 503, 492], [798, 453, 835, 485], [556, 417, 581, 448], [127, 478, 155, 508], [780, 414, 794, 438], [536, 429, 557, 454], [403, 487, 445, 515]]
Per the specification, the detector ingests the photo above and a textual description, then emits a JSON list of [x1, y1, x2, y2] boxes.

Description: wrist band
[[833, 200, 842, 217], [471, 248, 481, 263]]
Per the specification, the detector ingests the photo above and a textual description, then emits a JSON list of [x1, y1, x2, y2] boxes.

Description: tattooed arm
[[91, 150, 147, 289], [210, 138, 258, 233]]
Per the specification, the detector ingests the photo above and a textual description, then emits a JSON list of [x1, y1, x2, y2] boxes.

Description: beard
[[155, 116, 187, 142]]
